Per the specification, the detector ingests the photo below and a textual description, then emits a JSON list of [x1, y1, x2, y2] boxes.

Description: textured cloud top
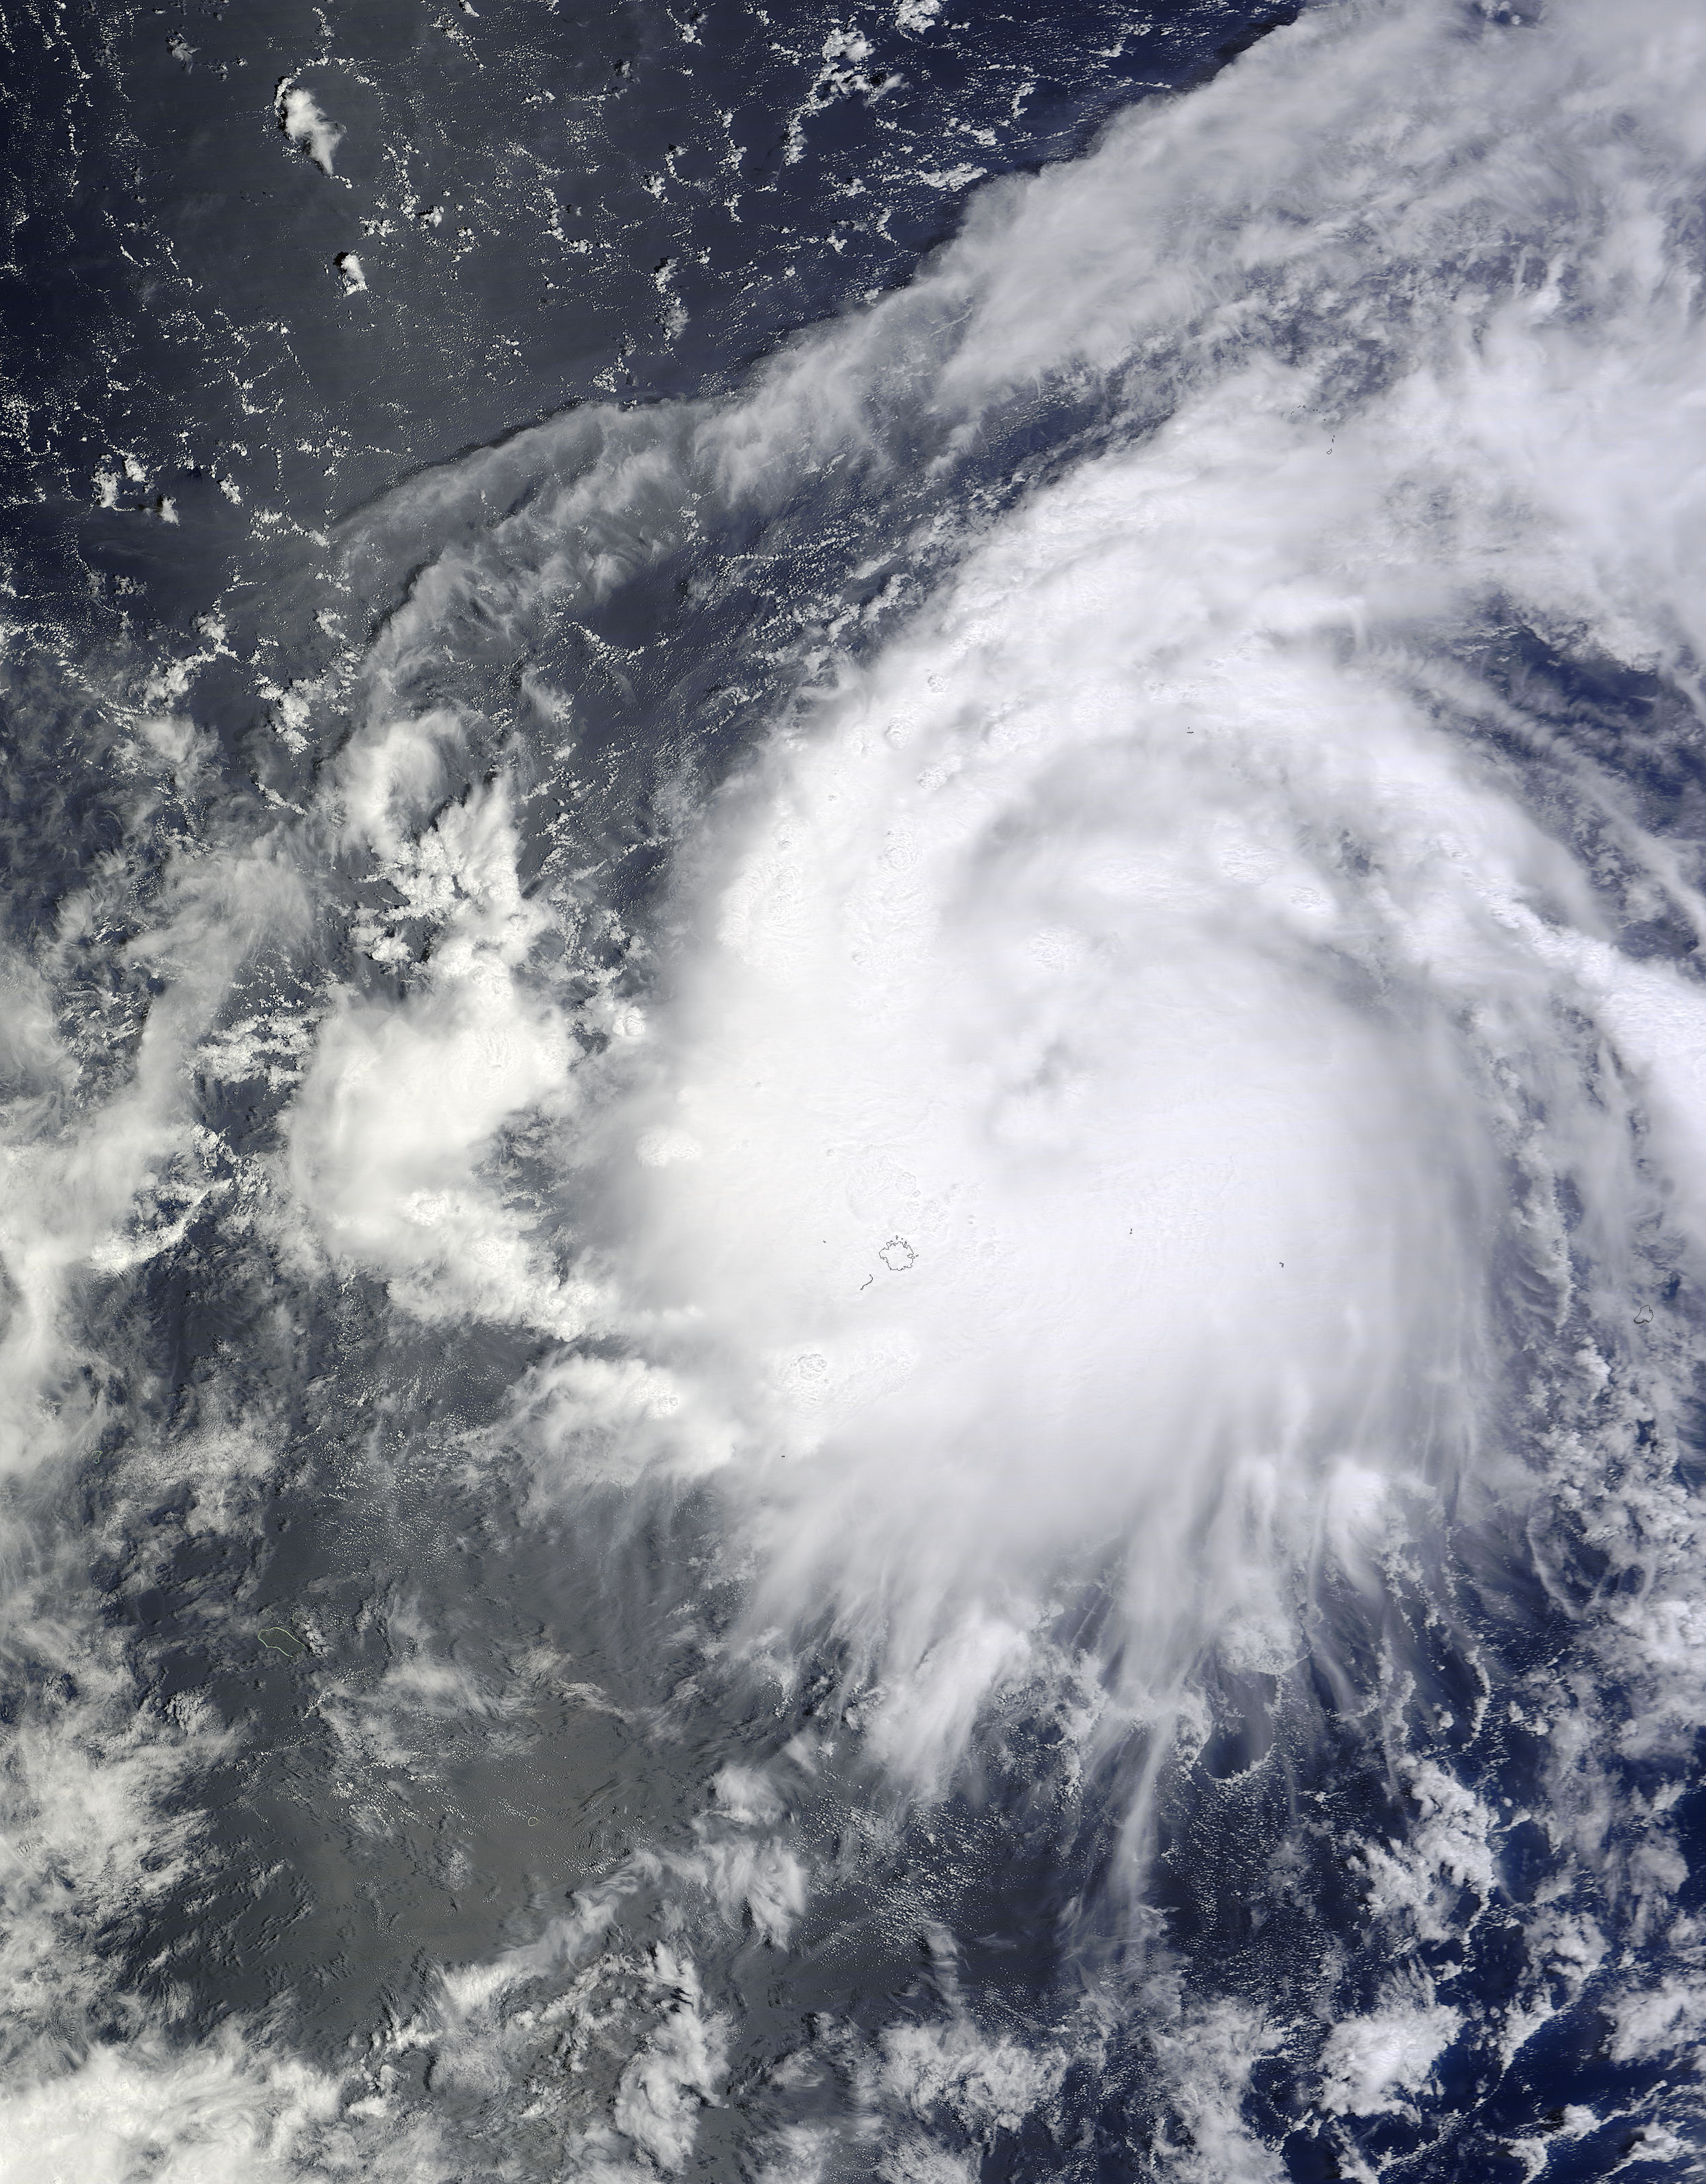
[[4, 1, 1706, 2177]]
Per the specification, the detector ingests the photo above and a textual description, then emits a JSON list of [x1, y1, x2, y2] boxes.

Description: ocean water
[[4, 1, 1706, 2178]]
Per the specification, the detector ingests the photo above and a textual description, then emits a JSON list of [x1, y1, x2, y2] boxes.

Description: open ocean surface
[[5, 1, 1706, 2176]]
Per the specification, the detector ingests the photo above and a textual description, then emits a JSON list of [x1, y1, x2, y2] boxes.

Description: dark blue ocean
[[3, 1, 1706, 2176]]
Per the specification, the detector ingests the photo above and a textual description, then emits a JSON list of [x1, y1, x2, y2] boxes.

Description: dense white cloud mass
[[276, 83, 345, 179], [478, 0, 1706, 1792], [574, 454, 1516, 1764], [11, 0, 1706, 2174]]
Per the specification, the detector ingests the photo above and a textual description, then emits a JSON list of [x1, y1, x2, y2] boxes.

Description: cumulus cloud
[[0, 845, 306, 1475], [276, 81, 345, 177], [1318, 2004, 1462, 2119], [286, 776, 587, 1332], [0, 2034, 343, 2184]]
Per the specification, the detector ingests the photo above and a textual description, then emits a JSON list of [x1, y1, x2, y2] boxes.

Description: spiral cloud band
[[7, 1, 1706, 2177]]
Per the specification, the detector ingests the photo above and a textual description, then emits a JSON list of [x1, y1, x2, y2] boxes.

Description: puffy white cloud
[[287, 777, 588, 1332], [276, 83, 345, 177]]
